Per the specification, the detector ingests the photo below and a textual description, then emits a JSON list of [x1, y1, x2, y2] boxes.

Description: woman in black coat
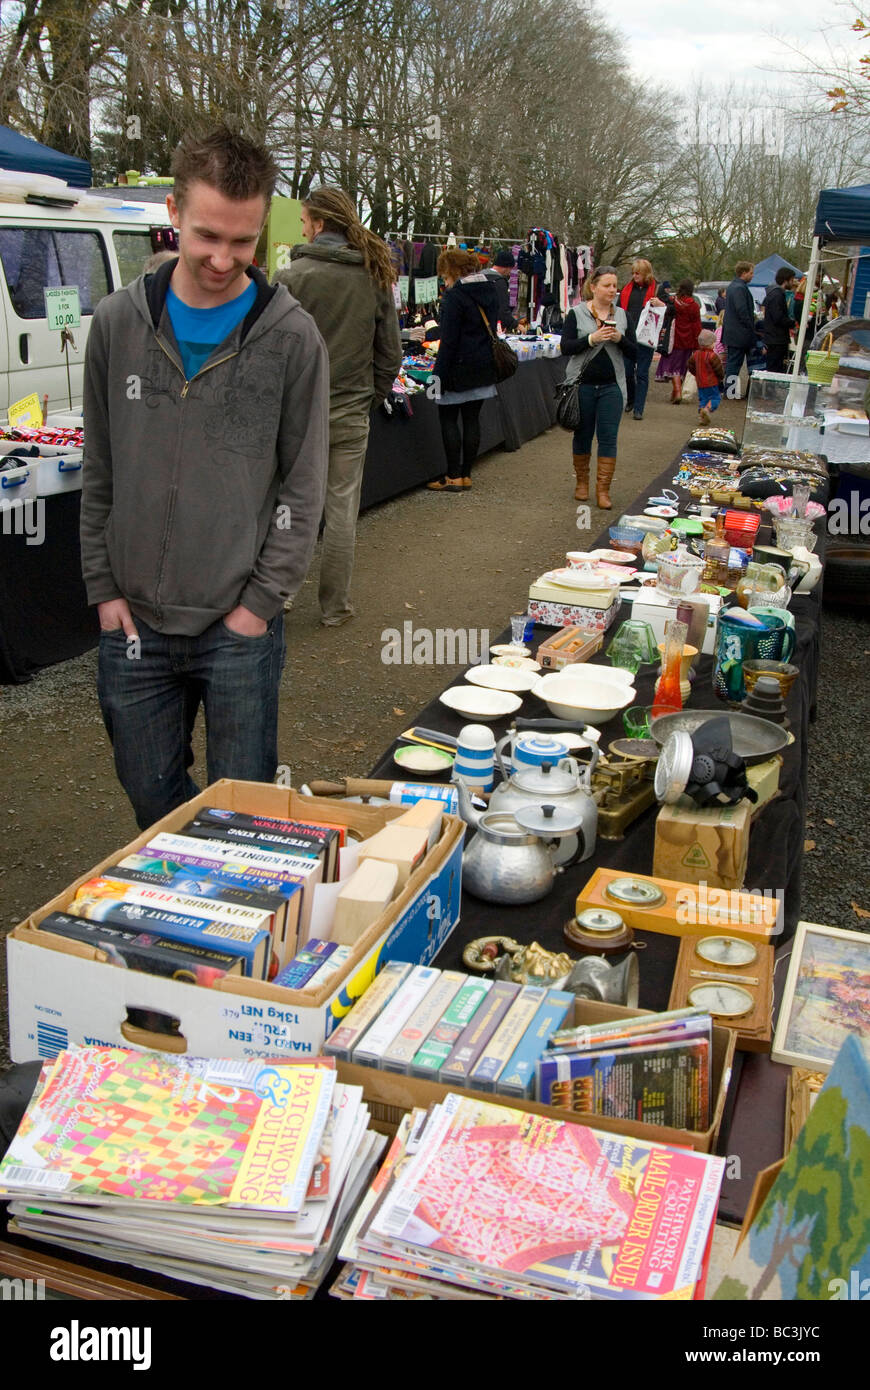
[[426, 248, 501, 491]]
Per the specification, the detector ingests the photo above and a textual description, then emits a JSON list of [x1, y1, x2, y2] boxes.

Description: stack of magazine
[[334, 1092, 725, 1300], [0, 1047, 385, 1299]]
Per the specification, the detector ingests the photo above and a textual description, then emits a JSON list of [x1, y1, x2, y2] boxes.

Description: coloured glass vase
[[607, 619, 659, 675], [651, 618, 688, 719]]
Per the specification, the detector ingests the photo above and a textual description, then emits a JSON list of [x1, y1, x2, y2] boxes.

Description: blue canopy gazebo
[[0, 125, 91, 188]]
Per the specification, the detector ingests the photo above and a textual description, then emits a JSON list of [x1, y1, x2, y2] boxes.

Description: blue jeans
[[698, 386, 721, 411], [625, 344, 654, 414], [573, 381, 623, 455], [724, 344, 752, 397], [98, 614, 286, 830]]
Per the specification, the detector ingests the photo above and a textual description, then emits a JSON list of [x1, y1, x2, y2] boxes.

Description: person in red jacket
[[687, 329, 726, 424], [617, 258, 665, 420], [655, 280, 702, 402]]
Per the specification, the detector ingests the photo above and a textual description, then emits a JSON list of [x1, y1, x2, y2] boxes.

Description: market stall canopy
[[751, 254, 802, 287], [813, 182, 870, 244], [0, 125, 91, 187]]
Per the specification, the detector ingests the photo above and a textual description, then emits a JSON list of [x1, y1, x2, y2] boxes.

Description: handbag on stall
[[477, 306, 519, 381]]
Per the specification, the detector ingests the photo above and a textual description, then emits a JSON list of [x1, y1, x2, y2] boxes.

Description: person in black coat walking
[[427, 248, 501, 491], [761, 266, 797, 374], [722, 260, 756, 398], [483, 249, 518, 332]]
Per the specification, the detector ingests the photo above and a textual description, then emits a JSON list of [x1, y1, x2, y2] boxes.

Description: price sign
[[43, 286, 81, 332], [8, 392, 43, 428], [415, 276, 439, 304], [398, 275, 410, 302]]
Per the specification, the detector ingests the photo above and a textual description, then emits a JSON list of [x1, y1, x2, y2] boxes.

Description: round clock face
[[688, 983, 754, 1018], [695, 935, 758, 967]]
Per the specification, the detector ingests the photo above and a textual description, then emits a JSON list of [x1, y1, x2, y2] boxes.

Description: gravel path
[[1, 380, 867, 1065]]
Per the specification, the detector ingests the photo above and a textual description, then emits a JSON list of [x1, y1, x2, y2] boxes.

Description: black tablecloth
[[360, 355, 564, 508], [0, 492, 99, 684], [0, 357, 565, 683], [368, 448, 825, 1221]]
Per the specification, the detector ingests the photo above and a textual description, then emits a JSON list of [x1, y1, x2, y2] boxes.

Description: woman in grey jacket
[[275, 187, 402, 625], [560, 267, 638, 509]]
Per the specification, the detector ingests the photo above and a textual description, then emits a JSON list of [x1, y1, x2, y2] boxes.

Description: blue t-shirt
[[166, 280, 257, 380]]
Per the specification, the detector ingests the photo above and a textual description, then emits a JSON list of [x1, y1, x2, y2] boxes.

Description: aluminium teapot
[[452, 788, 583, 903], [485, 734, 599, 865]]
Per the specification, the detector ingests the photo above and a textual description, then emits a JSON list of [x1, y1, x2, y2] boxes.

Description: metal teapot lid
[[515, 803, 583, 837], [512, 760, 578, 796]]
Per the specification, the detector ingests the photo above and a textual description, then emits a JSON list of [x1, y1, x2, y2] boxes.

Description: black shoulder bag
[[477, 305, 519, 381]]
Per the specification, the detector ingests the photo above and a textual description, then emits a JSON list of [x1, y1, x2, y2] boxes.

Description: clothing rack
[[384, 231, 529, 243]]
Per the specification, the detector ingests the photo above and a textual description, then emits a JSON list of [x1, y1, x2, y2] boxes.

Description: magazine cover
[[369, 1094, 724, 1299], [0, 1048, 335, 1215]]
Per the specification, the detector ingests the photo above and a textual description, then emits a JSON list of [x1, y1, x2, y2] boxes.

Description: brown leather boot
[[596, 456, 616, 509], [572, 454, 590, 501]]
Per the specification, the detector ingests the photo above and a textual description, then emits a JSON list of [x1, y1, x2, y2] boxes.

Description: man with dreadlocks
[[275, 187, 402, 627]]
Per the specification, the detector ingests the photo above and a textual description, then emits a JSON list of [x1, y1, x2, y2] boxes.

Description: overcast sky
[[617, 0, 842, 92]]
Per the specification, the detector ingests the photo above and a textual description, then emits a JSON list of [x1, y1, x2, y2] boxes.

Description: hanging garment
[[509, 245, 521, 309]]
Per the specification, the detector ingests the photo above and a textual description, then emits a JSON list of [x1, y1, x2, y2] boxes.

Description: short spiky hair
[[170, 125, 279, 210]]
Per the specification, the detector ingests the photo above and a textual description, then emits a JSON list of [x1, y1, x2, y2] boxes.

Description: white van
[[0, 189, 172, 413]]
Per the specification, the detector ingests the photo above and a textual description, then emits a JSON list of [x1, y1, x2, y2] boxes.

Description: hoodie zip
[[150, 333, 240, 621]]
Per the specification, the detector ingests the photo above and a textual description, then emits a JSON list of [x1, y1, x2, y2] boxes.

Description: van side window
[[113, 230, 152, 285], [0, 228, 110, 319]]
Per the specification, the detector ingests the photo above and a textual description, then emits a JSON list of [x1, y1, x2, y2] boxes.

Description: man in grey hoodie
[[80, 127, 329, 828]]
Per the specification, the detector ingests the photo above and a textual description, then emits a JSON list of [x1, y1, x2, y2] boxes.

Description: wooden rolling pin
[[307, 778, 399, 798]]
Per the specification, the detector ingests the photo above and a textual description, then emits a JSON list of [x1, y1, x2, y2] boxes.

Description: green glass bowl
[[669, 517, 704, 536]]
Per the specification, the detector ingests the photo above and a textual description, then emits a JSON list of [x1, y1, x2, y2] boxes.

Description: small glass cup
[[510, 612, 527, 645], [623, 705, 653, 739]]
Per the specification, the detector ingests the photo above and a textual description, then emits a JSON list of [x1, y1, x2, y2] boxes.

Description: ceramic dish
[[644, 505, 678, 518], [491, 655, 541, 672], [439, 686, 523, 721], [490, 643, 531, 659], [567, 548, 631, 566], [393, 744, 455, 778], [465, 663, 539, 694], [532, 673, 636, 723]]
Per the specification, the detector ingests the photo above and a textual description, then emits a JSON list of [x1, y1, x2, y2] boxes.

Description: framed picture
[[784, 1068, 825, 1151], [772, 920, 870, 1071]]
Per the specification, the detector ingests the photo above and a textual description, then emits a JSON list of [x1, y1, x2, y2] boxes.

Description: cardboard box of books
[[336, 1000, 736, 1154], [7, 780, 465, 1064]]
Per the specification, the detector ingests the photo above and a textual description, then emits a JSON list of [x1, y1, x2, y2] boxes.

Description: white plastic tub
[[35, 452, 84, 495]]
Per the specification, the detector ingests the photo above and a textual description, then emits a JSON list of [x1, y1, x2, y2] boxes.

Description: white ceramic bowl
[[532, 671, 636, 722], [465, 663, 538, 693], [490, 642, 531, 660], [439, 686, 523, 721]]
